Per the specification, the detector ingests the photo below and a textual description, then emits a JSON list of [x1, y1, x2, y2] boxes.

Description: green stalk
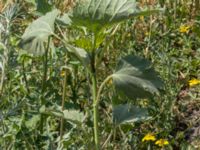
[[92, 74, 112, 149], [42, 37, 50, 95], [92, 73, 100, 150], [96, 75, 112, 105], [40, 37, 51, 133], [60, 69, 68, 139], [91, 33, 100, 150], [22, 58, 30, 94]]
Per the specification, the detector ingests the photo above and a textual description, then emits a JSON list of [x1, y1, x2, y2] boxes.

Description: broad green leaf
[[65, 44, 91, 68], [45, 109, 84, 124], [70, 0, 161, 33], [113, 104, 150, 125], [19, 9, 60, 56], [112, 56, 163, 99], [56, 13, 72, 26], [40, 105, 84, 124], [63, 110, 85, 124]]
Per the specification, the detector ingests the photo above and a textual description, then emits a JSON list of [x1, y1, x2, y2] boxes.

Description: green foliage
[[63, 109, 85, 124], [36, 0, 53, 14], [0, 0, 199, 149], [25, 114, 41, 130], [113, 104, 150, 125], [112, 55, 163, 99], [69, 0, 139, 33], [56, 13, 72, 26], [19, 9, 60, 56], [65, 44, 91, 68]]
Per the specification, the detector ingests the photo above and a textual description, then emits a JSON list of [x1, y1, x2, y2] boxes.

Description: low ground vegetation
[[0, 0, 199, 149]]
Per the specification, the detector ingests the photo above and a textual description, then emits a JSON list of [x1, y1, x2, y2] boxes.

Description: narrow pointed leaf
[[113, 104, 150, 125], [112, 55, 163, 99], [19, 9, 60, 56]]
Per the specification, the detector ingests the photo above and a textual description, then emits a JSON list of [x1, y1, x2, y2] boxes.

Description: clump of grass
[[54, 0, 76, 12], [0, 0, 14, 12]]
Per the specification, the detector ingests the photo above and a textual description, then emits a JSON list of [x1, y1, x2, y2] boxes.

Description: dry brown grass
[[0, 0, 14, 13], [0, 1, 5, 12]]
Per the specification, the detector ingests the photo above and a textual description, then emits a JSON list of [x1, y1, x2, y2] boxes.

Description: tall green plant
[[20, 0, 163, 149]]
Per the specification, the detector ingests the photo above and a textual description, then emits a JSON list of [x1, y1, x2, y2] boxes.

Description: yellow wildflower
[[142, 133, 156, 142], [127, 33, 131, 37], [108, 78, 113, 85], [179, 25, 190, 33], [141, 99, 148, 106], [145, 32, 150, 36], [155, 139, 169, 147], [140, 16, 144, 21], [60, 70, 65, 77], [189, 78, 200, 87]]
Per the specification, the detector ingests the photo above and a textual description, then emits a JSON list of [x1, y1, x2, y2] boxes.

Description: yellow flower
[[60, 70, 65, 77], [189, 78, 200, 87], [108, 78, 113, 85], [141, 99, 148, 106], [179, 25, 190, 33], [145, 32, 150, 36], [142, 133, 156, 142], [140, 16, 144, 21], [155, 139, 169, 147]]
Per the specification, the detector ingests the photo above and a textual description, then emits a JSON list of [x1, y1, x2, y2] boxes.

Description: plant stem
[[102, 130, 113, 148], [60, 69, 68, 139], [92, 73, 100, 150], [22, 58, 30, 94], [96, 75, 112, 105], [42, 37, 50, 96], [0, 60, 6, 96], [91, 33, 100, 150], [40, 37, 51, 133]]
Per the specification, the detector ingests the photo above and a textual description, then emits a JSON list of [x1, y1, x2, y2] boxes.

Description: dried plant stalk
[[54, 0, 76, 12]]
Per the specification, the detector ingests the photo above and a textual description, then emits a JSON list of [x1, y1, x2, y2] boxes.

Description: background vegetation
[[0, 0, 199, 149]]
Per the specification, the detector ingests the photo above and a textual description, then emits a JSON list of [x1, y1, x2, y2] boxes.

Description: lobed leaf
[[19, 9, 60, 56], [112, 55, 163, 99], [113, 104, 150, 125], [69, 0, 161, 33]]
